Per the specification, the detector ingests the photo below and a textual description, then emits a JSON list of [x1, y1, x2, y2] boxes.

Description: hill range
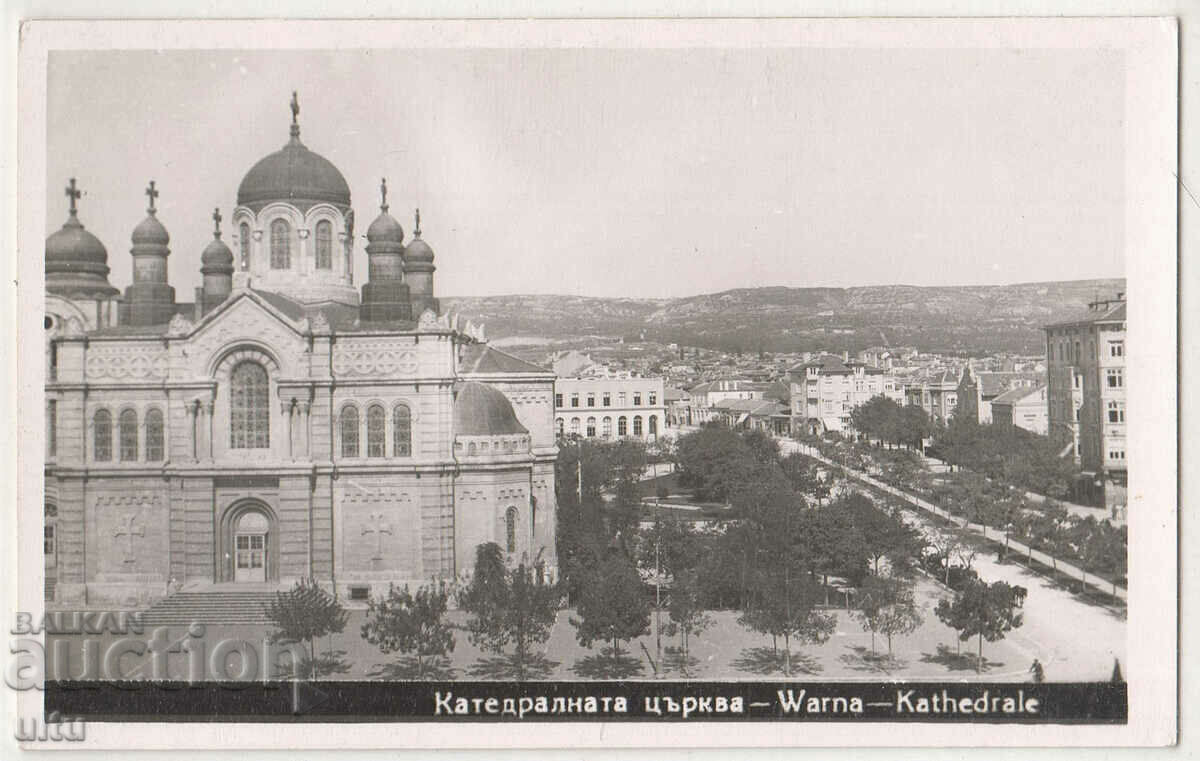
[[442, 278, 1126, 356]]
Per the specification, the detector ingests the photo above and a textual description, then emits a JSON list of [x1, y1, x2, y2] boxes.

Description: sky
[[45, 48, 1126, 299]]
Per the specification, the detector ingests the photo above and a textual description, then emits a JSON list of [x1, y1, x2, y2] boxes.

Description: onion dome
[[365, 178, 404, 244], [201, 207, 234, 274], [236, 92, 351, 208], [453, 382, 529, 436], [405, 208, 434, 263], [131, 181, 170, 246], [45, 178, 119, 297]]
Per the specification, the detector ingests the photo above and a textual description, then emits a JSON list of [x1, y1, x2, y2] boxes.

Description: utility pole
[[654, 489, 662, 678]]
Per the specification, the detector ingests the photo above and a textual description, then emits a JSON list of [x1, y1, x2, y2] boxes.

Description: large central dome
[[237, 107, 351, 208]]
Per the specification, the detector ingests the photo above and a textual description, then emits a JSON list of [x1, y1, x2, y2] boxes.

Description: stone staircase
[[138, 586, 284, 627]]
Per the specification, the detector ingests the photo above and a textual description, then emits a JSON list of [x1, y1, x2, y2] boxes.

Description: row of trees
[[929, 417, 1081, 501], [848, 396, 933, 451]]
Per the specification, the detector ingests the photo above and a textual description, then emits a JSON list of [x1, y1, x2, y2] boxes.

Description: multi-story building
[[991, 385, 1049, 435], [1044, 294, 1127, 514], [687, 378, 763, 425], [956, 368, 1042, 424], [554, 375, 666, 441], [787, 354, 904, 436], [43, 99, 558, 607], [903, 369, 961, 424]]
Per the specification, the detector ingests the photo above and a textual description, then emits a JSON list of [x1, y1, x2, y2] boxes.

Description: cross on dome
[[65, 177, 81, 215], [289, 91, 301, 139], [380, 178, 388, 212], [414, 208, 421, 237], [212, 207, 222, 237], [145, 181, 159, 214]]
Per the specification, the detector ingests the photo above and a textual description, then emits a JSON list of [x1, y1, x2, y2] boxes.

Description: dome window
[[239, 223, 251, 271], [315, 220, 333, 270], [270, 219, 291, 270]]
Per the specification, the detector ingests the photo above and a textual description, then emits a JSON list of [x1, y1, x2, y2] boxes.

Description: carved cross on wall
[[114, 512, 145, 564], [362, 512, 392, 561]]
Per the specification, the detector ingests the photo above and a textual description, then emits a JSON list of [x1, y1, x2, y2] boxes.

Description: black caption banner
[[46, 681, 1126, 723]]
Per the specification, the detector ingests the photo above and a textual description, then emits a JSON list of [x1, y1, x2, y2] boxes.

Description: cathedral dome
[[46, 179, 118, 297], [405, 209, 434, 263], [453, 382, 529, 436], [131, 212, 170, 245], [201, 236, 234, 273], [237, 95, 350, 208], [366, 179, 404, 244]]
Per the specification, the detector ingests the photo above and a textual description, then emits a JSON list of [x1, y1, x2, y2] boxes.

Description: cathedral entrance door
[[233, 511, 269, 583]]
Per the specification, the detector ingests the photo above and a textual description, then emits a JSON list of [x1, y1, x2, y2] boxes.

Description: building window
[[230, 362, 270, 448], [505, 507, 518, 554], [1110, 341, 1124, 358], [93, 409, 112, 461], [586, 417, 596, 437], [1109, 449, 1126, 461], [570, 394, 579, 408], [602, 416, 612, 438], [270, 219, 291, 269], [633, 416, 643, 436], [145, 408, 164, 461], [239, 223, 251, 271], [367, 404, 386, 458], [315, 220, 333, 269], [1106, 368, 1124, 388], [587, 393, 595, 407], [649, 392, 657, 405], [49, 342, 57, 381], [1073, 341, 1081, 363], [555, 418, 564, 437], [44, 524, 55, 556], [554, 393, 563, 408], [119, 409, 138, 462], [633, 393, 642, 406], [570, 417, 580, 436], [47, 400, 56, 457], [648, 415, 658, 436], [603, 392, 611, 407], [617, 416, 627, 436], [1107, 401, 1125, 423], [340, 406, 360, 457], [393, 404, 412, 456], [618, 392, 627, 406]]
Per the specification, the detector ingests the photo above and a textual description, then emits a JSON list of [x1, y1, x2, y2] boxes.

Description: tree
[[360, 582, 455, 678], [459, 543, 561, 680], [853, 574, 923, 658], [674, 425, 769, 503], [571, 552, 652, 657], [264, 577, 349, 680], [841, 493, 922, 576], [782, 453, 832, 505], [739, 567, 836, 675], [934, 579, 1027, 671], [663, 569, 713, 670]]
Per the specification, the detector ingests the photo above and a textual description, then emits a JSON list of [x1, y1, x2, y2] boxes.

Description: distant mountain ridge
[[442, 278, 1126, 356]]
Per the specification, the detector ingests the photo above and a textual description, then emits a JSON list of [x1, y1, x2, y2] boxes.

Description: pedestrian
[[1029, 658, 1045, 683]]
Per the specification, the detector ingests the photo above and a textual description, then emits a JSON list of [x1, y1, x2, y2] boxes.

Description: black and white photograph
[[7, 13, 1179, 751]]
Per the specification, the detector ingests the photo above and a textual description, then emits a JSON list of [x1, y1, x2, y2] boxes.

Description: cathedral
[[43, 95, 558, 608]]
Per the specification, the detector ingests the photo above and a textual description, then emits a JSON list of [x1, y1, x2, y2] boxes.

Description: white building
[[554, 375, 666, 441], [787, 354, 904, 435]]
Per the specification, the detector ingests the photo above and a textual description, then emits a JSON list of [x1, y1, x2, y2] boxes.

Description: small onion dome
[[453, 382, 529, 436], [405, 208, 434, 263], [46, 178, 118, 296], [201, 208, 234, 274], [366, 178, 404, 243], [132, 180, 170, 246]]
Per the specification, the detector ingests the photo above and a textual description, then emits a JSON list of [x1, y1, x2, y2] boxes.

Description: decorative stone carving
[[63, 316, 85, 337], [332, 339, 419, 377], [85, 345, 170, 381], [167, 313, 193, 337], [310, 311, 330, 334], [418, 309, 439, 328]]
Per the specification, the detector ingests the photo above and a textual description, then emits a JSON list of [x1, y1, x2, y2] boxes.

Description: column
[[204, 399, 215, 460], [186, 400, 198, 460], [299, 400, 311, 458], [282, 399, 294, 460]]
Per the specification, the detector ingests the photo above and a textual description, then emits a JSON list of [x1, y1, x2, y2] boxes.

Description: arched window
[[633, 416, 643, 436], [555, 418, 564, 437], [340, 406, 359, 457], [617, 416, 627, 436], [367, 404, 386, 458], [315, 220, 333, 270], [270, 219, 291, 269], [119, 409, 138, 461], [586, 417, 596, 437], [145, 408, 164, 461], [505, 507, 518, 554], [648, 415, 658, 437], [393, 404, 412, 456], [602, 417, 612, 438], [570, 418, 580, 436], [93, 409, 112, 462], [239, 223, 251, 271], [230, 362, 270, 448]]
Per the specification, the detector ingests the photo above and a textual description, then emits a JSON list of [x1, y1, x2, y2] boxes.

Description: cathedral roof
[[46, 179, 119, 298], [236, 94, 351, 209], [453, 382, 529, 436], [460, 344, 550, 374]]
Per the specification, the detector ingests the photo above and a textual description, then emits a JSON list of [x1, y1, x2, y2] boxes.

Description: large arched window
[[633, 416, 643, 436], [393, 404, 412, 457], [586, 417, 596, 437], [315, 220, 333, 270], [239, 223, 251, 271], [230, 362, 270, 448], [648, 415, 658, 437], [119, 409, 138, 461], [93, 409, 112, 462], [505, 507, 518, 554], [145, 408, 164, 461], [555, 418, 564, 437], [270, 219, 291, 269], [602, 416, 612, 438], [617, 416, 627, 436], [570, 417, 580, 436], [367, 404, 386, 458], [340, 406, 359, 457]]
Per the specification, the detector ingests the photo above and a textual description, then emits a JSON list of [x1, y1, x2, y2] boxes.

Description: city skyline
[[45, 47, 1125, 300]]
